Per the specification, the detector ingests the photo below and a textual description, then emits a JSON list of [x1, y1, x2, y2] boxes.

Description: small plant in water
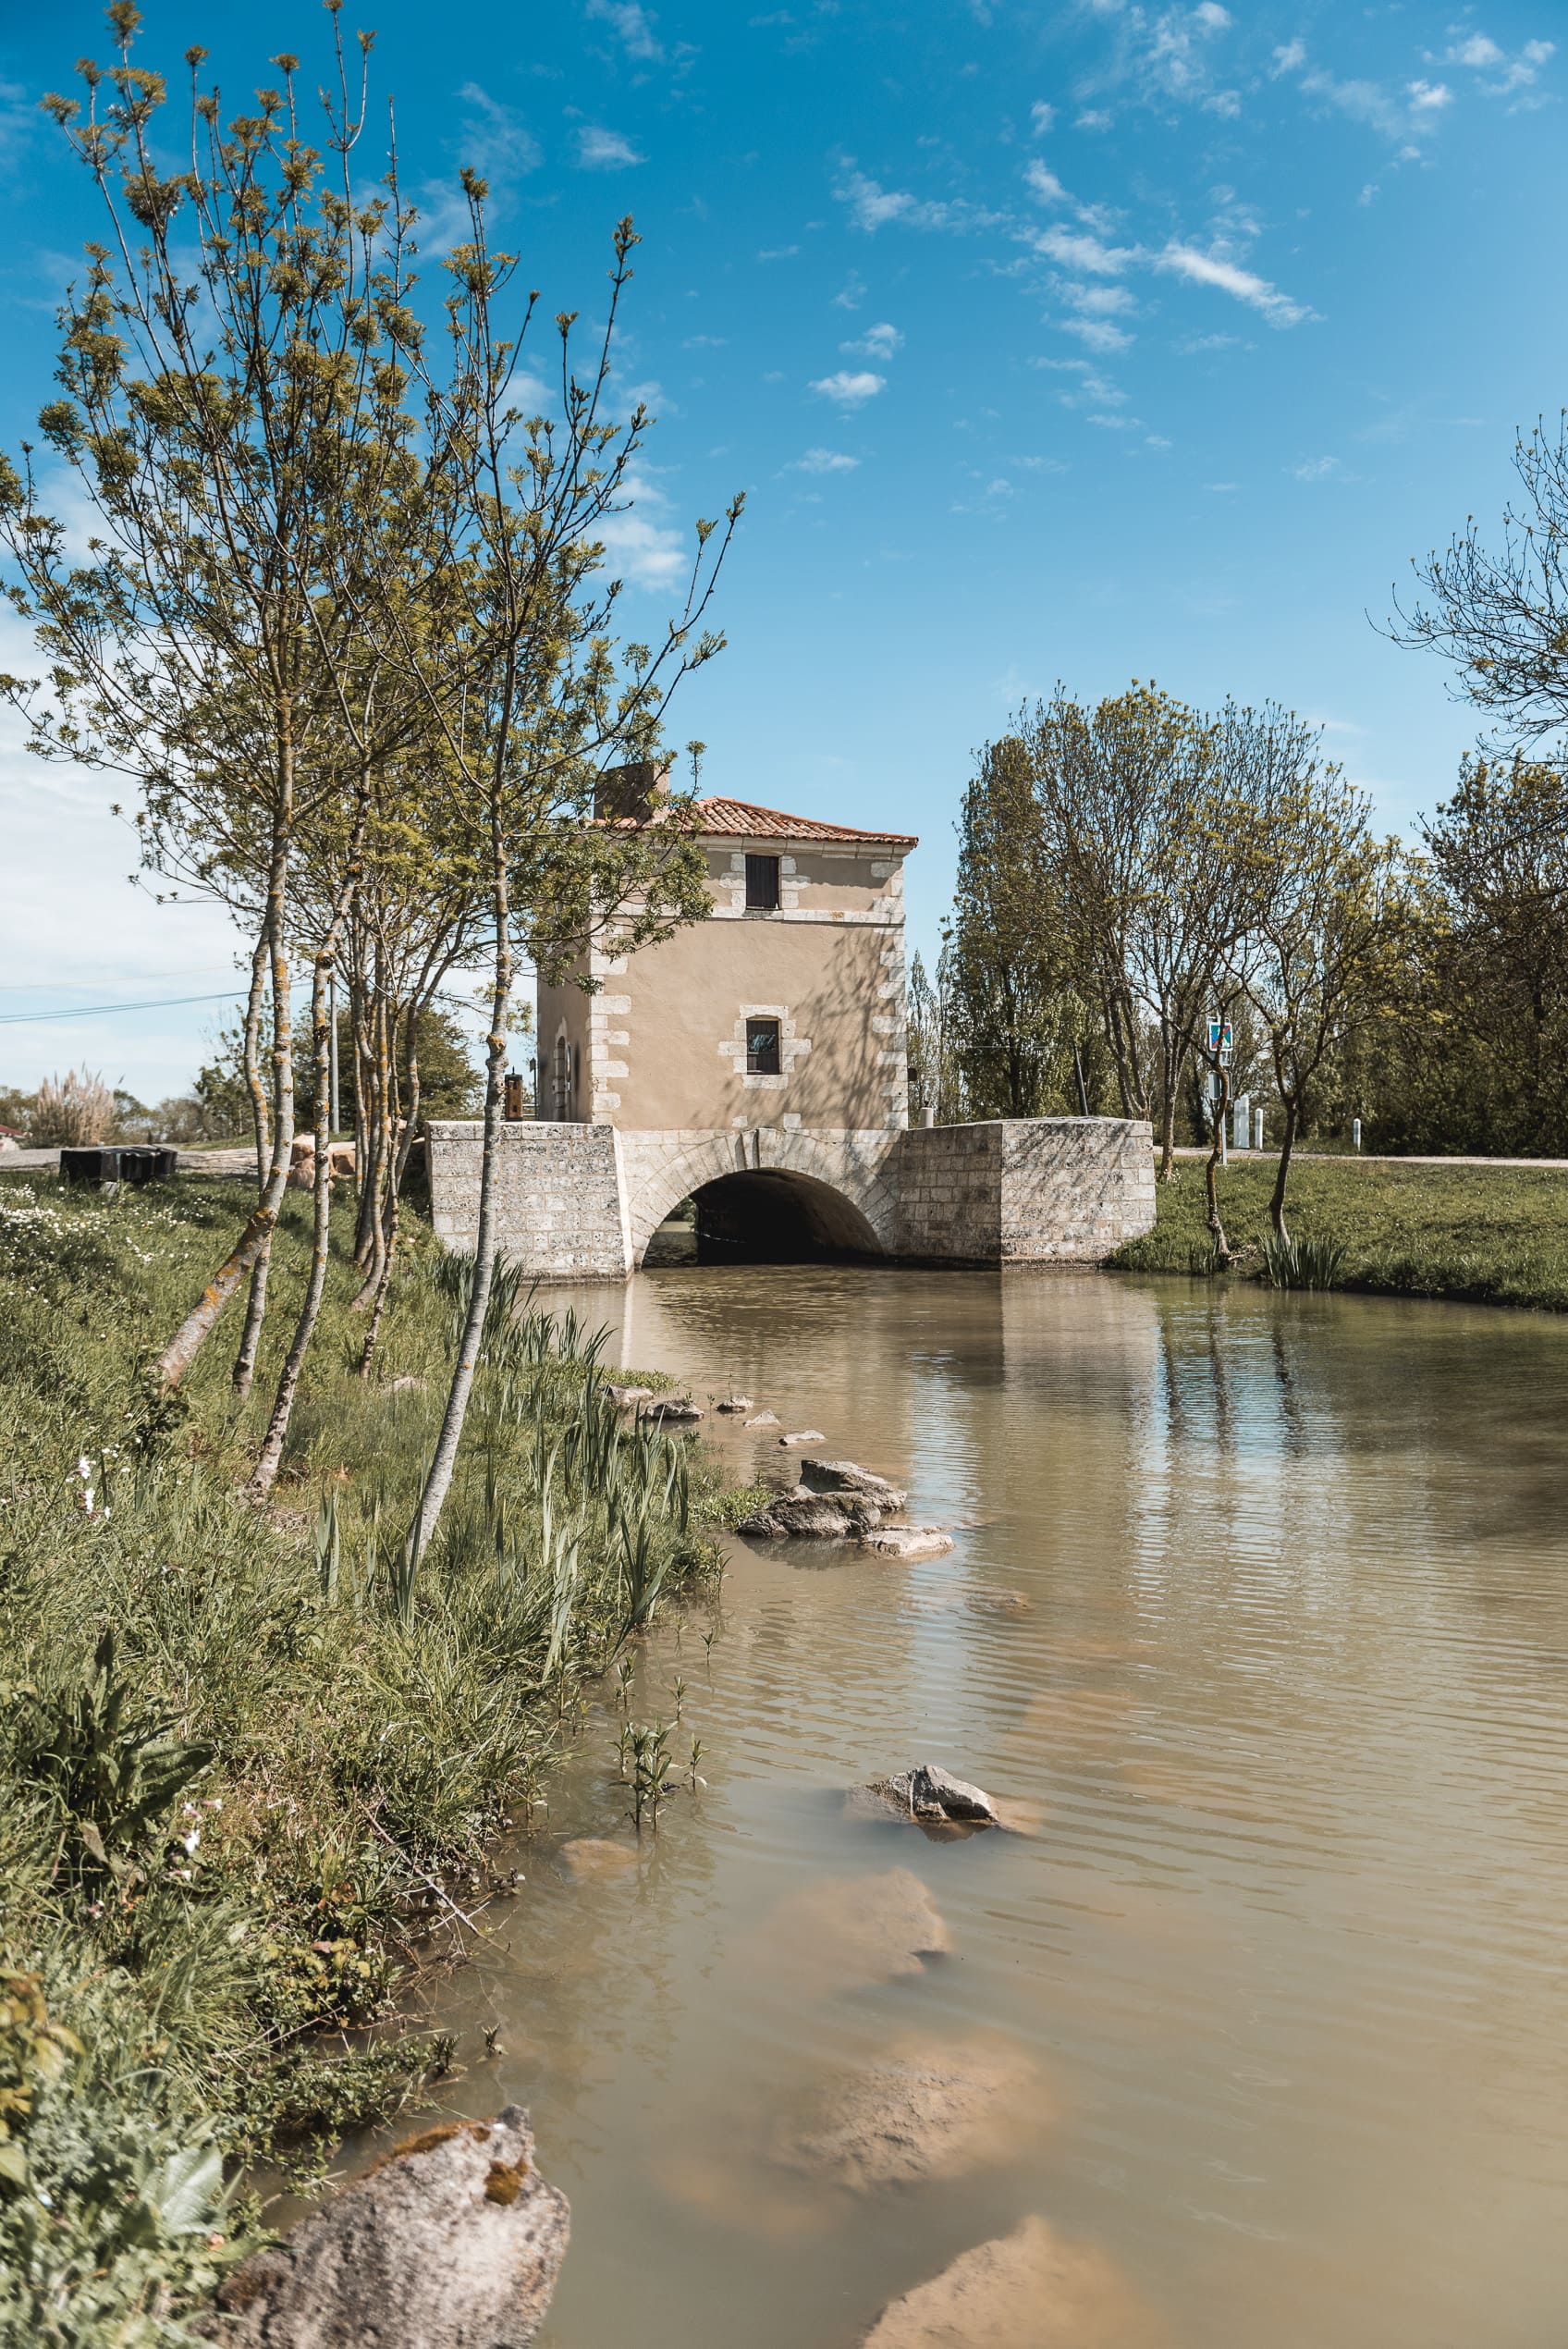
[[670, 1674, 686, 1722], [687, 1736, 704, 1792], [627, 1719, 672, 1834]]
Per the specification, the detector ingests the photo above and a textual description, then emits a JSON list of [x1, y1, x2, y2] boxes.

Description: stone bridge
[[426, 1116, 1155, 1280]]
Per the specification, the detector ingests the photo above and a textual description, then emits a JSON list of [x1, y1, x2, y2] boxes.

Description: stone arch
[[619, 1127, 900, 1268]]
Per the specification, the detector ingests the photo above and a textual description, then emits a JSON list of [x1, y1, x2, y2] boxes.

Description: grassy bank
[[0, 1175, 737, 2345], [1108, 1154, 1568, 1311]]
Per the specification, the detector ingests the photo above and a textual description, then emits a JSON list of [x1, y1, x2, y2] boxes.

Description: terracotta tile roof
[[694, 795, 919, 848]]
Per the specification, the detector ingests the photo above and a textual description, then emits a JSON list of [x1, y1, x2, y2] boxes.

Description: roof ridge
[[694, 793, 918, 846]]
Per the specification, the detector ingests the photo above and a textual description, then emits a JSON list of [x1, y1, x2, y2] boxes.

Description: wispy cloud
[[1035, 224, 1135, 275], [834, 168, 959, 233], [584, 0, 663, 60], [594, 467, 687, 587], [1292, 455, 1341, 481], [415, 84, 541, 249], [791, 449, 860, 473], [1023, 158, 1069, 203], [577, 125, 645, 169], [1157, 242, 1314, 326], [809, 369, 886, 405], [1442, 31, 1554, 98], [1029, 100, 1057, 132], [1273, 41, 1473, 142], [841, 321, 902, 360]]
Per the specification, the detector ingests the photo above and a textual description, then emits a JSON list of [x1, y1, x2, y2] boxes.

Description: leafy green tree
[[946, 736, 1085, 1118]]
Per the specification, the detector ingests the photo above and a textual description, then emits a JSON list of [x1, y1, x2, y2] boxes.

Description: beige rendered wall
[[535, 836, 910, 1132], [534, 972, 594, 1122]]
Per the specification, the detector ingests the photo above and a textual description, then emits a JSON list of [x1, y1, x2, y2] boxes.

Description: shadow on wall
[[646, 1170, 886, 1265]]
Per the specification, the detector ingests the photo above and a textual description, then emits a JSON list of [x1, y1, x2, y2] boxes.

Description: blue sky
[[1, 0, 1563, 1098]]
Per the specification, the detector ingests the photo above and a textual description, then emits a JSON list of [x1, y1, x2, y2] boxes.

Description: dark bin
[[61, 1146, 178, 1186]]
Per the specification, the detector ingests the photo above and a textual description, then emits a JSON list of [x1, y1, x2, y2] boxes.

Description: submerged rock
[[772, 2035, 1041, 2194], [964, 1586, 1032, 1617], [557, 1838, 639, 1879], [860, 2213, 1164, 2348], [605, 1383, 655, 1409], [868, 1764, 1000, 1827], [715, 1394, 754, 1414], [798, 1458, 908, 1511], [752, 1866, 952, 1992], [199, 2106, 568, 2349], [858, 1524, 954, 1562], [778, 1429, 827, 1446]]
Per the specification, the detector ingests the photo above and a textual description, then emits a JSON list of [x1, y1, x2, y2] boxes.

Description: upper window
[[744, 853, 781, 910], [745, 1017, 782, 1076]]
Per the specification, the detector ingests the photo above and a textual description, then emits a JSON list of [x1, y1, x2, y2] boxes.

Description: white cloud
[[1406, 80, 1452, 113], [842, 320, 902, 359], [1062, 317, 1133, 351], [832, 273, 866, 310], [1270, 38, 1306, 76], [1030, 100, 1057, 132], [809, 369, 886, 405], [1292, 455, 1341, 480], [1035, 224, 1134, 274], [414, 85, 542, 249], [577, 125, 645, 169], [792, 449, 860, 473], [834, 168, 958, 233], [1156, 242, 1313, 326], [758, 244, 800, 260], [585, 0, 663, 59], [594, 468, 687, 587], [1444, 32, 1554, 95], [1023, 158, 1068, 203]]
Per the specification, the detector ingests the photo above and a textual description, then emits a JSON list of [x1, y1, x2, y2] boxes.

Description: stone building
[[534, 795, 917, 1136], [426, 780, 1156, 1277]]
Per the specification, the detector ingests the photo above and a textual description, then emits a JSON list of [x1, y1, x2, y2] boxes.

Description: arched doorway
[[643, 1167, 885, 1265]]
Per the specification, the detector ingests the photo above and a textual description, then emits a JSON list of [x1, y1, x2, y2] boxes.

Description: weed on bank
[[1109, 1155, 1568, 1311], [0, 1176, 726, 2345]]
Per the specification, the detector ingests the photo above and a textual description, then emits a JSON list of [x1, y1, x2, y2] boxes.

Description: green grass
[[1108, 1155, 1568, 1311], [0, 1174, 730, 2343]]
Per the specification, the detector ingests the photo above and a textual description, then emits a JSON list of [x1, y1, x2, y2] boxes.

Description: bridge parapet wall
[[426, 1115, 1155, 1276]]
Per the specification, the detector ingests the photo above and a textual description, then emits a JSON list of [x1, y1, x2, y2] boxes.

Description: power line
[[0, 990, 256, 1027]]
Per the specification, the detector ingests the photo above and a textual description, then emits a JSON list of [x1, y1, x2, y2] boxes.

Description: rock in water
[[737, 1492, 882, 1540], [605, 1383, 654, 1408], [643, 1396, 702, 1422], [557, 1838, 639, 1879], [860, 2214, 1165, 2348], [744, 1409, 781, 1428], [199, 2107, 568, 2348], [798, 1457, 908, 1510], [866, 1765, 999, 1827], [778, 1429, 827, 1446], [773, 2035, 1043, 2193], [858, 1525, 954, 1562], [715, 1395, 754, 1413], [750, 1867, 951, 1992]]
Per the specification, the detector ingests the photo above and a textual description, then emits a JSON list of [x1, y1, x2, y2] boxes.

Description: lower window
[[745, 1017, 781, 1076]]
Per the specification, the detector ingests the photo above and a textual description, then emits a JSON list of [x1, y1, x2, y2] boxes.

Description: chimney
[[594, 760, 673, 822]]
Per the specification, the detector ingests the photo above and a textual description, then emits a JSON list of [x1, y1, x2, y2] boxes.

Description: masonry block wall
[[427, 1115, 1156, 1275], [427, 1122, 630, 1280]]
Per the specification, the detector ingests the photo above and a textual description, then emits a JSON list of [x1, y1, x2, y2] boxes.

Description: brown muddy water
[[356, 1267, 1568, 2347]]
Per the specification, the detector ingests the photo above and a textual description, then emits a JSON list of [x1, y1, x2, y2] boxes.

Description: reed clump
[[0, 1174, 728, 2343]]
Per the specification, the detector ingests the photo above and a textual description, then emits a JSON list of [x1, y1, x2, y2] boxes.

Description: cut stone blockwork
[[436, 781, 1154, 1279], [427, 1116, 1155, 1280]]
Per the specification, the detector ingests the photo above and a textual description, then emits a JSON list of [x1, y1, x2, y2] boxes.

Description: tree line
[[913, 417, 1568, 1248], [0, 9, 736, 1547]]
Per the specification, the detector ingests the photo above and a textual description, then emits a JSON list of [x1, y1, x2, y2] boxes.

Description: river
[[369, 1265, 1568, 2347]]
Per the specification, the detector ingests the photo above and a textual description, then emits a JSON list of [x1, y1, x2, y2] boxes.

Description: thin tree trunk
[[359, 996, 423, 1377], [231, 925, 278, 1401], [407, 793, 513, 1564], [250, 780, 370, 1494], [247, 947, 334, 1496], [1204, 1064, 1231, 1269], [1072, 1039, 1089, 1118], [352, 982, 393, 1308], [158, 792, 296, 1392], [1269, 1097, 1300, 1244]]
